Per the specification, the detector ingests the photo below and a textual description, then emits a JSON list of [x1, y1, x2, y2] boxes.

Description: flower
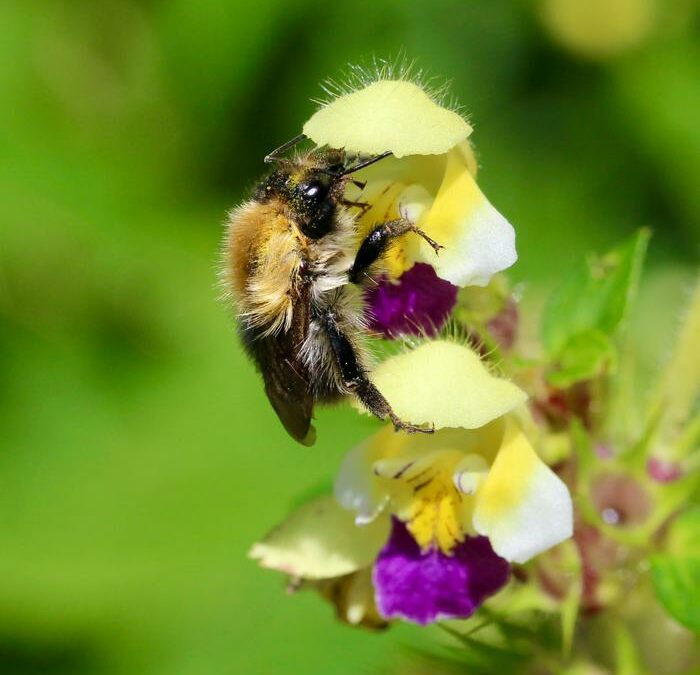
[[538, 0, 657, 60], [303, 78, 517, 287], [248, 494, 389, 580], [251, 340, 573, 626], [248, 491, 510, 627], [339, 340, 573, 565], [646, 457, 683, 483]]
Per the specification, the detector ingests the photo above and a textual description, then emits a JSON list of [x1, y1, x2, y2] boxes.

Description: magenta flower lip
[[365, 263, 458, 338], [373, 518, 510, 625]]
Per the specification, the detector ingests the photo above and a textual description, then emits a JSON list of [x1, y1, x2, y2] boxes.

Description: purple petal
[[365, 264, 458, 338], [373, 518, 510, 625]]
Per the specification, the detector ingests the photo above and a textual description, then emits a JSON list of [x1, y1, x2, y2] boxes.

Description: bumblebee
[[222, 135, 441, 445]]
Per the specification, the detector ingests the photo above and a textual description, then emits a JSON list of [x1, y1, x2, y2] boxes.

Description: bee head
[[258, 157, 346, 240]]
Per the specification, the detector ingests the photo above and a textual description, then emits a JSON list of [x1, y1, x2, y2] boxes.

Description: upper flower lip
[[354, 340, 528, 430], [303, 79, 472, 157]]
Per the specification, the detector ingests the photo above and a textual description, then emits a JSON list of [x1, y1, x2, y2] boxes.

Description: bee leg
[[348, 218, 443, 284], [340, 199, 372, 217], [321, 311, 433, 434]]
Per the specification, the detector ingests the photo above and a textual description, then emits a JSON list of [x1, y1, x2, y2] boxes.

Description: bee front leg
[[321, 310, 433, 435], [348, 218, 443, 284]]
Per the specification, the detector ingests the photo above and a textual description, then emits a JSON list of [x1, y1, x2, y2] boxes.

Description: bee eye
[[300, 180, 328, 203], [304, 182, 324, 199], [299, 172, 333, 203], [294, 173, 336, 239]]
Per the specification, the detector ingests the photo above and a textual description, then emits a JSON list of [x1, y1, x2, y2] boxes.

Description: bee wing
[[262, 354, 316, 446], [238, 281, 316, 445]]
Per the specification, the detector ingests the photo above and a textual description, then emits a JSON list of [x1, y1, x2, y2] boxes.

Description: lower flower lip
[[373, 518, 510, 625], [364, 263, 458, 338]]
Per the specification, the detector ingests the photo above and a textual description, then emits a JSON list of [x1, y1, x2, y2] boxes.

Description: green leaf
[[651, 507, 700, 631], [651, 557, 700, 631], [547, 330, 616, 388], [666, 507, 700, 558], [542, 230, 650, 358]]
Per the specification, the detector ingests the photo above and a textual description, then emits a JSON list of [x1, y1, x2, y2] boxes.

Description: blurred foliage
[[651, 506, 700, 631], [0, 0, 698, 673]]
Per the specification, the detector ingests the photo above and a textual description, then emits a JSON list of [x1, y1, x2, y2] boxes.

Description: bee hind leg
[[321, 310, 433, 435], [353, 379, 433, 434]]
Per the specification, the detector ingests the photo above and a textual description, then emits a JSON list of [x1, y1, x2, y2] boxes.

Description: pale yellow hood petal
[[363, 341, 527, 430], [303, 80, 472, 157]]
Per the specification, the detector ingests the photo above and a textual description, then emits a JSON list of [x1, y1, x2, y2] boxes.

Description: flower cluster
[[248, 75, 699, 673], [249, 76, 573, 627]]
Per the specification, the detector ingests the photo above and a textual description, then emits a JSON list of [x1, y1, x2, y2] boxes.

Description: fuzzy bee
[[222, 134, 441, 445]]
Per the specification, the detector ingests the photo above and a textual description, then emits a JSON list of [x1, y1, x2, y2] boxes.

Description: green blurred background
[[0, 1, 698, 673]]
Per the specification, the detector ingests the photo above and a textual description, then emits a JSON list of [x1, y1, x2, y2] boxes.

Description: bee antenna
[[264, 134, 307, 163], [340, 151, 392, 176]]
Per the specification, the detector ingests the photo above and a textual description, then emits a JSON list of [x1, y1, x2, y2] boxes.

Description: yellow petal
[[363, 341, 527, 430], [249, 495, 389, 579], [472, 419, 573, 563], [374, 448, 467, 553], [303, 80, 472, 158]]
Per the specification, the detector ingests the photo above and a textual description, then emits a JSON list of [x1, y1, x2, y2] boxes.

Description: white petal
[[334, 441, 389, 524], [415, 150, 517, 287], [472, 421, 573, 563], [249, 495, 389, 579], [436, 199, 517, 287]]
